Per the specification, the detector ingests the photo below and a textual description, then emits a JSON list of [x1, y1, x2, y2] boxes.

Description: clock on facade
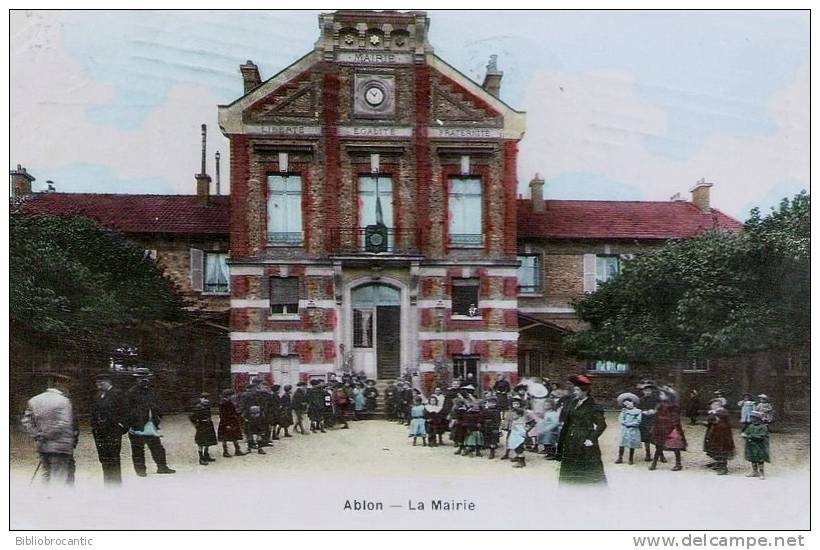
[[364, 85, 385, 107], [354, 74, 395, 117]]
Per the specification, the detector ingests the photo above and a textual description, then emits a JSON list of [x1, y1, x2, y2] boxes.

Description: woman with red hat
[[557, 374, 607, 484]]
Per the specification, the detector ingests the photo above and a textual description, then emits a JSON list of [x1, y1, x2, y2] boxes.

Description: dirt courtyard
[[10, 412, 810, 530]]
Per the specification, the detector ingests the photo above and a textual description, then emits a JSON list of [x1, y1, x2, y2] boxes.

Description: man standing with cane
[[21, 374, 78, 486]]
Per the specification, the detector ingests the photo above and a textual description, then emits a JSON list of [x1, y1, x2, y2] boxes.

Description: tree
[[10, 211, 185, 360], [567, 192, 810, 366]]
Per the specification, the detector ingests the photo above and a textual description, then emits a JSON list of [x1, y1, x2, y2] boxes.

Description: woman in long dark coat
[[704, 397, 735, 475], [277, 385, 294, 438], [557, 374, 607, 485], [217, 389, 246, 457]]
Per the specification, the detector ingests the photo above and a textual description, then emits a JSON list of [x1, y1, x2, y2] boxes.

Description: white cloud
[[518, 65, 809, 218], [10, 11, 230, 195]]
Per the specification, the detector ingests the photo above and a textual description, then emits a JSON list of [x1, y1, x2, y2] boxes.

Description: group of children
[[614, 381, 773, 478], [188, 375, 376, 465], [398, 377, 776, 477], [402, 380, 568, 468]]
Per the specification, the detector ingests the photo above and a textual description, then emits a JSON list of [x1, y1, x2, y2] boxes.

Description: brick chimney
[[690, 178, 713, 212], [9, 164, 35, 197], [240, 60, 262, 94], [196, 124, 212, 207], [482, 54, 503, 98], [529, 173, 545, 212]]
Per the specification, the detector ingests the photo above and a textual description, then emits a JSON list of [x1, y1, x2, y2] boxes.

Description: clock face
[[365, 85, 385, 106], [354, 75, 395, 116]]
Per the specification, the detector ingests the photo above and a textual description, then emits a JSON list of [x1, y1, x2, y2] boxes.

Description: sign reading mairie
[[336, 51, 414, 65]]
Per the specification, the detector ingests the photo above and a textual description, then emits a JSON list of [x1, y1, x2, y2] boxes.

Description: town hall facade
[[220, 10, 526, 390]]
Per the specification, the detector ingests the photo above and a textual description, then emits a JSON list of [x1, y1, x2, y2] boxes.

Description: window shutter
[[190, 248, 204, 291], [582, 254, 596, 293]]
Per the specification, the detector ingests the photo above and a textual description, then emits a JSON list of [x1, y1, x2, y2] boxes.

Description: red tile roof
[[19, 193, 743, 241], [20, 193, 229, 235], [518, 199, 743, 240]]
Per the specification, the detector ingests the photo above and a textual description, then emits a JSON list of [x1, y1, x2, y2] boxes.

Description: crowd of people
[[388, 373, 608, 484], [390, 375, 775, 484], [192, 373, 379, 463], [19, 371, 380, 485], [19, 370, 774, 486]]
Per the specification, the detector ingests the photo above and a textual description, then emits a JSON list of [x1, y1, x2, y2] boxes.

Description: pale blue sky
[[10, 10, 809, 219]]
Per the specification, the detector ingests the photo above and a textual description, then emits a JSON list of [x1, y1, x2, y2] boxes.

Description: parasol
[[523, 378, 549, 398]]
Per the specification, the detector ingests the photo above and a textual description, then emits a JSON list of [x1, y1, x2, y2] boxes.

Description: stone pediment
[[432, 73, 503, 123], [245, 72, 317, 122]]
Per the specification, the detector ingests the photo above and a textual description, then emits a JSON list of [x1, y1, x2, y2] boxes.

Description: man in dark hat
[[266, 384, 282, 441], [91, 372, 129, 484], [291, 382, 309, 435], [126, 374, 176, 476], [307, 379, 326, 433], [276, 385, 294, 438]]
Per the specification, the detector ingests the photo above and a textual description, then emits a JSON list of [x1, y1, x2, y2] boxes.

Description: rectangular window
[[270, 277, 299, 315], [519, 350, 549, 378], [359, 176, 393, 248], [589, 360, 628, 374], [595, 255, 620, 285], [267, 175, 303, 245], [448, 177, 483, 247], [517, 255, 542, 294], [452, 355, 480, 383], [682, 359, 711, 373], [451, 278, 480, 317], [204, 252, 230, 294]]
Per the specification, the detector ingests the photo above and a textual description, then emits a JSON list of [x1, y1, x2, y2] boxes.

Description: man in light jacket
[[21, 379, 78, 485]]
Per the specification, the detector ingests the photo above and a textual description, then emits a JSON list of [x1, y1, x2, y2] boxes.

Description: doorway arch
[[344, 278, 410, 380]]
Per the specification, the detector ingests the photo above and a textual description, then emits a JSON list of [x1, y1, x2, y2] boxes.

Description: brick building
[[17, 10, 801, 410], [219, 10, 525, 391], [12, 156, 232, 412]]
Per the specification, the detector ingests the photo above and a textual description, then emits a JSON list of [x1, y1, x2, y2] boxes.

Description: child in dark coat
[[217, 389, 247, 457], [364, 380, 379, 413], [742, 410, 770, 479], [190, 393, 218, 465], [244, 404, 267, 454]]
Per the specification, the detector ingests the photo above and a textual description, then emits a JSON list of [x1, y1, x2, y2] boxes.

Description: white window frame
[[203, 251, 230, 295], [517, 254, 543, 295], [267, 174, 303, 246], [448, 177, 484, 248], [451, 278, 480, 318], [588, 360, 629, 374]]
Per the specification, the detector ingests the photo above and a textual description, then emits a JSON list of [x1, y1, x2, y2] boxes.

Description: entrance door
[[352, 283, 401, 380], [271, 356, 300, 387], [376, 305, 400, 379]]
